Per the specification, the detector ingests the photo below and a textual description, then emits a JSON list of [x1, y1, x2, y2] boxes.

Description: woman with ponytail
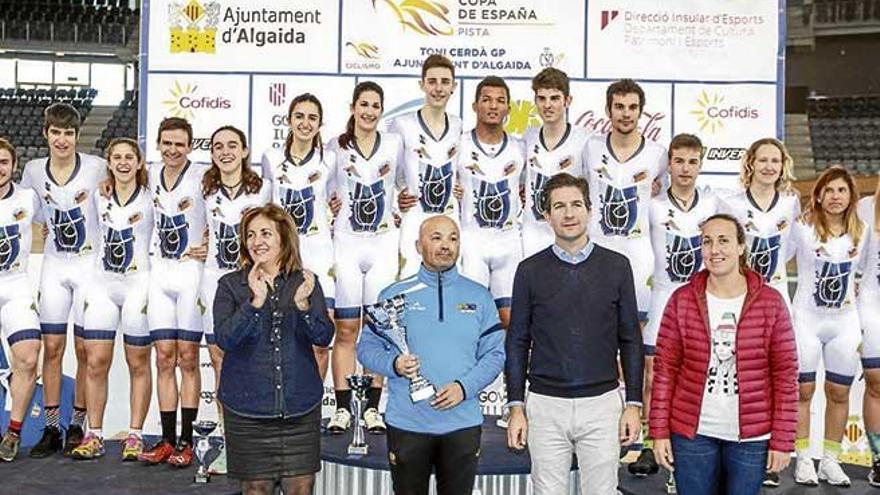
[[262, 93, 337, 380], [326, 81, 403, 435]]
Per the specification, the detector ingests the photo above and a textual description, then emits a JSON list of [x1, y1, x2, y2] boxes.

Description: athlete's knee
[[178, 347, 200, 373], [867, 380, 880, 400], [12, 347, 39, 376], [42, 338, 65, 361], [155, 346, 177, 373], [799, 383, 816, 402], [825, 383, 851, 405], [334, 323, 360, 347]]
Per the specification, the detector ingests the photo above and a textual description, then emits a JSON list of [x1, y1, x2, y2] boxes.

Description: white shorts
[[83, 271, 150, 347], [460, 229, 522, 309], [334, 231, 399, 320], [300, 234, 336, 308], [0, 273, 40, 346], [398, 210, 460, 280], [521, 221, 555, 259], [199, 267, 235, 345], [594, 238, 652, 321], [861, 288, 880, 369], [38, 253, 95, 337], [148, 258, 204, 342], [644, 285, 676, 355], [794, 306, 861, 385]]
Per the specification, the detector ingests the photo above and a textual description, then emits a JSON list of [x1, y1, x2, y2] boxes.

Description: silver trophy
[[364, 294, 436, 402], [193, 420, 219, 483], [346, 374, 373, 456]]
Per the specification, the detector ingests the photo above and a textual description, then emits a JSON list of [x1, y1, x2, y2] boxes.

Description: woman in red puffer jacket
[[650, 213, 798, 495]]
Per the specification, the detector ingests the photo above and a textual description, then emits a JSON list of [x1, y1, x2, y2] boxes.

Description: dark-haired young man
[[21, 103, 107, 458]]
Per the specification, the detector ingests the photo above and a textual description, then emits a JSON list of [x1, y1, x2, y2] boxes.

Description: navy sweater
[[505, 245, 644, 403]]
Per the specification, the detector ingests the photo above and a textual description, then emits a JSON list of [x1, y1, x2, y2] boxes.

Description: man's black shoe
[[28, 426, 63, 458], [628, 448, 660, 477]]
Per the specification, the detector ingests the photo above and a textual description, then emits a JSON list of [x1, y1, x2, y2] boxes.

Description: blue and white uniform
[[583, 134, 668, 320], [200, 180, 270, 344], [330, 133, 403, 319], [147, 162, 209, 342], [858, 197, 880, 370], [719, 190, 800, 302], [791, 219, 866, 385], [262, 146, 336, 308], [391, 111, 463, 279], [20, 153, 104, 337], [522, 124, 588, 257], [644, 187, 719, 354], [82, 186, 153, 346], [457, 130, 525, 309], [0, 184, 40, 346]]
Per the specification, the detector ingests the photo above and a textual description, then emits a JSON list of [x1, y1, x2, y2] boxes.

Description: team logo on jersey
[[214, 222, 241, 270], [157, 213, 190, 259], [599, 184, 639, 237], [813, 260, 852, 309], [665, 233, 703, 283], [419, 162, 453, 214], [349, 179, 386, 232], [748, 235, 781, 283], [51, 207, 87, 253], [0, 224, 22, 271], [280, 186, 316, 235], [103, 227, 135, 273], [530, 171, 551, 221], [473, 178, 511, 229]]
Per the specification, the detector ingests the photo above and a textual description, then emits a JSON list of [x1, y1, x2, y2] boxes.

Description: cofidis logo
[[162, 81, 231, 121], [689, 90, 759, 134]]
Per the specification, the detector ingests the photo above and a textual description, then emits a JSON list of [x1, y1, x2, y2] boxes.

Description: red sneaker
[[137, 440, 175, 464], [166, 441, 193, 467]]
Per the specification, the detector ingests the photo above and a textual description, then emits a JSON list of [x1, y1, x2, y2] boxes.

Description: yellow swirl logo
[[371, 0, 454, 36], [505, 100, 541, 136], [346, 41, 381, 59]]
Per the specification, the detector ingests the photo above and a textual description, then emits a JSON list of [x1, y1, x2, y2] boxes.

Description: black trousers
[[386, 424, 482, 495]]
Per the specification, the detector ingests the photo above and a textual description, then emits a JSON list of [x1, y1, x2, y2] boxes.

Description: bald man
[[358, 215, 505, 495]]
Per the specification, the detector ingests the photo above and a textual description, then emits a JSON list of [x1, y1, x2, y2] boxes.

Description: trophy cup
[[364, 294, 436, 402], [193, 420, 219, 483], [346, 374, 373, 456]]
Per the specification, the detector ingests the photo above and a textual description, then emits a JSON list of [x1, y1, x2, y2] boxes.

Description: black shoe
[[869, 458, 880, 487], [63, 424, 84, 457], [763, 471, 780, 487], [28, 426, 63, 458], [628, 448, 660, 477]]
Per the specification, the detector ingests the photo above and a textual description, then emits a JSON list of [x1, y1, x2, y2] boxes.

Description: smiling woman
[[650, 213, 798, 495]]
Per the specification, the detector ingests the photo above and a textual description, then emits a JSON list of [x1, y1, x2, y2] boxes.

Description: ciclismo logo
[[162, 81, 232, 121], [689, 90, 759, 134]]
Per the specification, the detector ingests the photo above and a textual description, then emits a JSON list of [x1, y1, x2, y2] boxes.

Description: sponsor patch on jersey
[[128, 212, 143, 225], [559, 156, 573, 170], [457, 303, 477, 313], [379, 162, 391, 177], [503, 161, 517, 176], [74, 189, 89, 204], [308, 171, 321, 183], [407, 301, 427, 312], [632, 171, 648, 183], [178, 197, 193, 211], [776, 218, 788, 231], [12, 208, 26, 221], [447, 145, 457, 159]]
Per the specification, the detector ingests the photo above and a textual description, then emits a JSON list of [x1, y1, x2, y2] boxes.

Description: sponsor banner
[[673, 83, 776, 176], [144, 73, 250, 163], [340, 0, 584, 77], [147, 0, 339, 73], [567, 80, 673, 146], [586, 0, 778, 82], [251, 76, 356, 161]]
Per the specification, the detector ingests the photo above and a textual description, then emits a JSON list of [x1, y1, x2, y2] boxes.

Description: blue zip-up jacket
[[357, 265, 505, 435]]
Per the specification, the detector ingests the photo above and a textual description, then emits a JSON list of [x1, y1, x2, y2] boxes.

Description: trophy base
[[410, 385, 435, 403], [194, 473, 210, 484], [348, 444, 369, 456]]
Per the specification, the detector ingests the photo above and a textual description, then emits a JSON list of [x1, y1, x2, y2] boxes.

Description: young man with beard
[[21, 104, 106, 458]]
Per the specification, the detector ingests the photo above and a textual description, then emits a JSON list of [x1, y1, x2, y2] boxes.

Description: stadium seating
[[0, 1, 138, 45], [808, 94, 880, 175], [0, 86, 96, 181], [93, 89, 137, 152]]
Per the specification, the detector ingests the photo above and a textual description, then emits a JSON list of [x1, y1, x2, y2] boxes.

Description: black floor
[[3, 440, 880, 494]]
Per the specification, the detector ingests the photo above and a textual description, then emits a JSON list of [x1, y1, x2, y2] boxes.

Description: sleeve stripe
[[480, 322, 504, 338]]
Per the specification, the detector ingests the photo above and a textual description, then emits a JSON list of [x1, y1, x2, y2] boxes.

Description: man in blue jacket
[[358, 215, 505, 495]]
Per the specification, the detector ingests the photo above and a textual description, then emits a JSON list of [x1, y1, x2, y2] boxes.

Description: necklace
[[222, 179, 242, 191]]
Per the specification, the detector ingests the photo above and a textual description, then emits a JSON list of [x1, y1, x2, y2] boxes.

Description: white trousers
[[527, 389, 623, 495]]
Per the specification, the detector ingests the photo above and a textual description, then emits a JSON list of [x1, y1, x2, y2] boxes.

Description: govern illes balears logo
[[162, 81, 231, 121], [689, 90, 759, 134], [169, 0, 220, 54], [370, 0, 454, 36]]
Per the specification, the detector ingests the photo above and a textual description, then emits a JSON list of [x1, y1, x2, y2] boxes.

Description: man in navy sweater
[[505, 173, 644, 495]]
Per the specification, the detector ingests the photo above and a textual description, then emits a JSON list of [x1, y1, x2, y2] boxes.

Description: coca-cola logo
[[573, 110, 666, 142]]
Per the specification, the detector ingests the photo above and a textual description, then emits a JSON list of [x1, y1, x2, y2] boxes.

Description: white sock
[[128, 429, 143, 438], [91, 428, 103, 439]]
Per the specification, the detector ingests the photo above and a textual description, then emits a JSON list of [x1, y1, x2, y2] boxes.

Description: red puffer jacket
[[649, 269, 798, 452]]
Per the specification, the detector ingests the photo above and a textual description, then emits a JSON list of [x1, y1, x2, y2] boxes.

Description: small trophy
[[346, 374, 373, 456], [364, 294, 436, 402], [193, 420, 219, 483]]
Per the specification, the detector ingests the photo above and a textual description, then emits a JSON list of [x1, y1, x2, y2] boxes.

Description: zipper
[[438, 271, 444, 321]]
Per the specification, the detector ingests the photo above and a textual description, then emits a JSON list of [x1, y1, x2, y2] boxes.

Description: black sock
[[335, 390, 352, 412], [180, 407, 198, 445], [160, 410, 177, 444], [366, 387, 382, 411], [45, 405, 61, 429]]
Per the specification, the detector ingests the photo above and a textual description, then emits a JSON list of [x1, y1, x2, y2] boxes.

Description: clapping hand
[[294, 270, 315, 311], [248, 262, 273, 308]]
